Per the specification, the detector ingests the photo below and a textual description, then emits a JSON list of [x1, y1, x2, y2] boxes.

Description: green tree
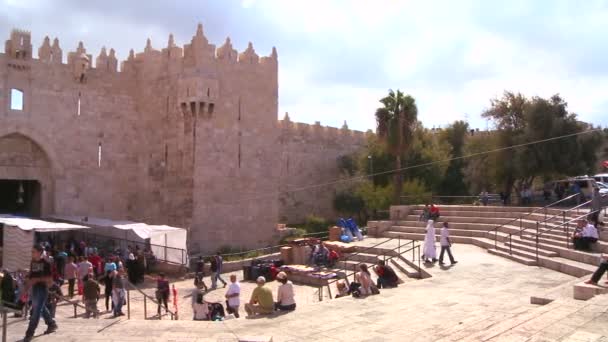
[[357, 135, 394, 187], [438, 121, 470, 198], [375, 89, 418, 204], [354, 181, 393, 219], [333, 191, 365, 218], [463, 132, 500, 194], [402, 123, 451, 192], [482, 91, 603, 199]]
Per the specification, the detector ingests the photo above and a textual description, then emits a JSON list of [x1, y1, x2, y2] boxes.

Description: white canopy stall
[[52, 216, 188, 265], [0, 215, 89, 271]]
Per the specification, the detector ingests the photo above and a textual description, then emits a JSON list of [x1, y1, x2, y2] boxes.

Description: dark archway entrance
[[0, 179, 41, 217], [0, 133, 54, 217]]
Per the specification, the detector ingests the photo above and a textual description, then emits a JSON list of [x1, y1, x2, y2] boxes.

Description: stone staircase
[[331, 241, 430, 282], [371, 205, 604, 280]]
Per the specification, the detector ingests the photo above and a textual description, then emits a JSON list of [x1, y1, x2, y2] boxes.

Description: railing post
[[144, 296, 147, 320], [3, 311, 7, 342], [494, 228, 497, 249], [509, 234, 512, 255], [127, 289, 131, 320], [535, 222, 540, 262], [566, 225, 569, 249], [562, 210, 566, 226], [73, 303, 77, 318], [519, 217, 522, 237], [417, 246, 421, 279]]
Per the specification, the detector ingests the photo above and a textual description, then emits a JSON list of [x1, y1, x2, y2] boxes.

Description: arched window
[[10, 89, 24, 111]]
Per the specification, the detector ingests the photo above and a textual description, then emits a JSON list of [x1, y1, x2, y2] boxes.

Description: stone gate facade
[[0, 25, 367, 253]]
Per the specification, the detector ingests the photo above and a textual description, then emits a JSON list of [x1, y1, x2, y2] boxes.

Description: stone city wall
[[277, 117, 369, 223], [0, 25, 368, 253]]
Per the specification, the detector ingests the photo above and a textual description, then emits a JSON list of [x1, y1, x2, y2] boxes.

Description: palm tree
[[375, 89, 418, 204]]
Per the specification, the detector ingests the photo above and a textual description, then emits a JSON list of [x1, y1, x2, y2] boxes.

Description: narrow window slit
[[10, 89, 24, 111], [97, 142, 102, 168]]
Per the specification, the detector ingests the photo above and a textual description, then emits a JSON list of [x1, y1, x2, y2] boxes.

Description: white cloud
[[2, 1, 608, 132]]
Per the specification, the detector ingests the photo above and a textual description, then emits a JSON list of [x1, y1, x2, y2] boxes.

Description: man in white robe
[[422, 220, 437, 263]]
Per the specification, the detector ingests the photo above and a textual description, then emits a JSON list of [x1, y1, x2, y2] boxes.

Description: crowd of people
[[0, 239, 161, 342]]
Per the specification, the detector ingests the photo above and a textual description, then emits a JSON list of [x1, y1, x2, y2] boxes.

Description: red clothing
[[88, 255, 102, 269], [430, 205, 439, 214]]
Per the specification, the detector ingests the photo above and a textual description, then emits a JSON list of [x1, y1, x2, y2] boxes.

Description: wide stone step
[[343, 252, 384, 264], [503, 240, 559, 257], [389, 257, 423, 279], [573, 281, 608, 300], [407, 205, 588, 217], [410, 209, 581, 222], [395, 220, 499, 230], [504, 236, 604, 265], [402, 216, 565, 231], [390, 226, 489, 238], [538, 256, 597, 278], [521, 234, 569, 247], [487, 248, 538, 266], [493, 242, 561, 261], [406, 205, 547, 213]]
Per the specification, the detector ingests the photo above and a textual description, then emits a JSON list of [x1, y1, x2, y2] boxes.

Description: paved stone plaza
[[6, 243, 608, 341]]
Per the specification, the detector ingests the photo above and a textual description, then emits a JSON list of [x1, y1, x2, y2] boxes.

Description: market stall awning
[[0, 215, 89, 232], [51, 215, 188, 265], [51, 215, 185, 240]]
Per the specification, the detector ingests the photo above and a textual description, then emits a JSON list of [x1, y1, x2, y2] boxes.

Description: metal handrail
[[532, 199, 592, 232], [125, 280, 177, 320], [328, 243, 420, 289], [323, 240, 421, 298], [490, 193, 581, 248], [338, 238, 395, 271], [0, 305, 22, 342], [537, 209, 601, 237], [531, 209, 602, 261]]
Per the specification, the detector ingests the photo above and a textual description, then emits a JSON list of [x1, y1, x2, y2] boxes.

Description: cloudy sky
[[2, 0, 608, 131]]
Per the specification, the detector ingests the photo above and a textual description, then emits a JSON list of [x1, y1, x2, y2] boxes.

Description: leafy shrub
[[304, 215, 329, 234]]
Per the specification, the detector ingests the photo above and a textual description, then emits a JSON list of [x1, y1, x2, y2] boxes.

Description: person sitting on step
[[580, 219, 599, 252], [244, 276, 274, 317], [373, 260, 399, 288], [274, 272, 296, 312], [572, 220, 586, 251]]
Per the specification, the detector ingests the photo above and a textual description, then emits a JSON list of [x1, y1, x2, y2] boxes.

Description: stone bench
[[573, 281, 608, 300]]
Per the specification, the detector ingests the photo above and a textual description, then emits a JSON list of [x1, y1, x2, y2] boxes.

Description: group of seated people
[[244, 272, 296, 316], [310, 243, 340, 267], [572, 219, 599, 252], [192, 272, 297, 320], [335, 260, 399, 298], [420, 204, 441, 222]]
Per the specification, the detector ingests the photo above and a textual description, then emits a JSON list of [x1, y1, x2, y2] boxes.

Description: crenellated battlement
[[278, 112, 370, 145], [2, 23, 277, 74]]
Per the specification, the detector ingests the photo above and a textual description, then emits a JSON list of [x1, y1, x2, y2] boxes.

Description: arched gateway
[[0, 132, 55, 217]]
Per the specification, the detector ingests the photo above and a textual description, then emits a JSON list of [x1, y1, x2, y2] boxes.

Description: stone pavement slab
[[5, 244, 608, 341]]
